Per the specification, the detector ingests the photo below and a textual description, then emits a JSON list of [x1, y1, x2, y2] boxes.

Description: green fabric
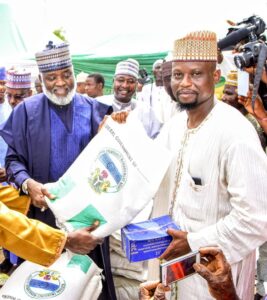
[[67, 204, 107, 230], [67, 254, 92, 274], [72, 52, 167, 94]]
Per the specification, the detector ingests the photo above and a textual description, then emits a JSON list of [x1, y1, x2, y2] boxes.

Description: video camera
[[217, 15, 266, 69], [138, 68, 151, 85]]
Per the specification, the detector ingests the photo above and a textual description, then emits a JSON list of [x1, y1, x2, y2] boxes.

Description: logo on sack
[[24, 270, 66, 298], [88, 148, 127, 193]]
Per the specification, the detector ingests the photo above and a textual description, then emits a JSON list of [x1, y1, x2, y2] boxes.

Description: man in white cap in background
[[76, 71, 88, 95], [98, 58, 162, 139], [0, 41, 116, 300]]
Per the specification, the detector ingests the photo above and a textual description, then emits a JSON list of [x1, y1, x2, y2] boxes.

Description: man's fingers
[[193, 263, 213, 281], [159, 242, 177, 260], [154, 283, 170, 300], [87, 220, 100, 231], [199, 247, 221, 257], [111, 111, 129, 123], [140, 280, 159, 291], [41, 187, 56, 200]]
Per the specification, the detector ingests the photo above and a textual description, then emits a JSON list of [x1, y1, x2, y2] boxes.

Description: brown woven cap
[[172, 31, 217, 62]]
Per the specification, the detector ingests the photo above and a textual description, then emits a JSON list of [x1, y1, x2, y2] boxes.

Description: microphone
[[217, 27, 254, 50]]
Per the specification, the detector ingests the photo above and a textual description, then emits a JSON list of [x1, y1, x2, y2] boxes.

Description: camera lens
[[234, 55, 245, 69]]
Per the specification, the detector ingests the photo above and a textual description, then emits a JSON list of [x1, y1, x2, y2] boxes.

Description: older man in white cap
[[98, 58, 162, 138], [0, 41, 116, 300], [147, 30, 267, 300]]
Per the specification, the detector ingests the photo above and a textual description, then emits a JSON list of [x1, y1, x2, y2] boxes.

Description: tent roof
[[0, 3, 27, 60]]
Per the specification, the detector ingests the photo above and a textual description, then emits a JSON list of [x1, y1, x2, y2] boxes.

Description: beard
[[176, 99, 199, 111], [175, 92, 199, 111], [175, 92, 213, 111], [43, 82, 76, 106]]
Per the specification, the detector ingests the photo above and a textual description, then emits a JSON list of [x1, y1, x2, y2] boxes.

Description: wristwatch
[[21, 178, 30, 195]]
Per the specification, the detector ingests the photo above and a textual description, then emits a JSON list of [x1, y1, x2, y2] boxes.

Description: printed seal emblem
[[88, 148, 127, 193], [24, 269, 66, 298]]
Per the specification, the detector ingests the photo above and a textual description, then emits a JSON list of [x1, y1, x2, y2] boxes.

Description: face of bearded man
[[41, 67, 76, 106]]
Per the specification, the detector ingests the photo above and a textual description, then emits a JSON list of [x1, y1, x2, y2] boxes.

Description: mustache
[[52, 87, 70, 94], [176, 89, 198, 96]]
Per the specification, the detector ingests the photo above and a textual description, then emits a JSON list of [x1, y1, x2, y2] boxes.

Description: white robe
[[139, 83, 177, 123], [97, 94, 162, 138], [153, 100, 267, 300]]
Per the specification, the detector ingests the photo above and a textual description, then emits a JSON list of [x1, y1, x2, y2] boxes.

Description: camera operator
[[217, 15, 267, 110]]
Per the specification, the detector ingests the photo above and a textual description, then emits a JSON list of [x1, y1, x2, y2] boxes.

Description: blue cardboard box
[[121, 215, 180, 262]]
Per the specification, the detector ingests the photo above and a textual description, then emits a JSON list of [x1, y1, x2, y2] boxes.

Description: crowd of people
[[0, 27, 266, 300]]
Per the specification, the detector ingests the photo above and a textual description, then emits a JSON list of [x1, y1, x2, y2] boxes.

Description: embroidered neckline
[[169, 103, 216, 217]]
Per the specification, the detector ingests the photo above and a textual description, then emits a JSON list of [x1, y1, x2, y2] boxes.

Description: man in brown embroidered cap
[[150, 30, 267, 299]]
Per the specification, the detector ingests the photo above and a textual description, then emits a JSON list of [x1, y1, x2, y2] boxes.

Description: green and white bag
[[45, 115, 170, 238], [0, 252, 102, 300]]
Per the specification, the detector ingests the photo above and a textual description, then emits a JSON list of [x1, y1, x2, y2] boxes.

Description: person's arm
[[238, 92, 267, 134], [0, 201, 103, 267], [243, 66, 267, 84], [194, 247, 239, 300]]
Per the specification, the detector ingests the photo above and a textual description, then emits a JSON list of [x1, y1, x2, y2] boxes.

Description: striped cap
[[115, 58, 139, 79], [6, 69, 31, 89], [0, 67, 6, 81], [35, 41, 72, 73], [173, 31, 218, 62]]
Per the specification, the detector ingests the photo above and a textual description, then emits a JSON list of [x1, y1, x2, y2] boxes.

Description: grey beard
[[43, 83, 76, 106]]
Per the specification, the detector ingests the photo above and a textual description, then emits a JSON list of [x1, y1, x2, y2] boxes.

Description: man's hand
[[238, 90, 267, 120], [193, 247, 239, 300], [110, 111, 129, 123], [159, 229, 191, 261], [98, 111, 130, 132], [65, 221, 103, 254], [243, 66, 267, 84], [139, 281, 170, 300], [0, 167, 7, 182], [27, 179, 55, 209]]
